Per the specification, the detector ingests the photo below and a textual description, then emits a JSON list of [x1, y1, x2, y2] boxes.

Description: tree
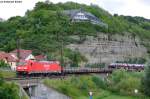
[[0, 71, 19, 99], [0, 60, 9, 68], [142, 64, 150, 96], [0, 82, 20, 99], [71, 51, 79, 67]]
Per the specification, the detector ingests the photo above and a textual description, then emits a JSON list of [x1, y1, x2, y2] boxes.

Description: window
[[18, 61, 27, 66]]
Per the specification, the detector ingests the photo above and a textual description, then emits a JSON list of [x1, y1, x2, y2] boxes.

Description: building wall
[[8, 62, 17, 71], [73, 12, 88, 20], [0, 59, 17, 71], [0, 59, 7, 63], [25, 54, 35, 60]]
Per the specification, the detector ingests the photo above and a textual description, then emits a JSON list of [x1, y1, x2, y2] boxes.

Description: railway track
[[4, 68, 112, 81], [4, 73, 96, 81]]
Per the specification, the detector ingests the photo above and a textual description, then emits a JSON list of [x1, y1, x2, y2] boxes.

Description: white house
[[10, 49, 35, 61], [9, 49, 35, 70], [0, 51, 17, 70], [63, 8, 108, 27]]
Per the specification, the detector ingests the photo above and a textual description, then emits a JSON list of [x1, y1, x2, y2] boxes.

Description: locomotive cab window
[[18, 62, 27, 66]]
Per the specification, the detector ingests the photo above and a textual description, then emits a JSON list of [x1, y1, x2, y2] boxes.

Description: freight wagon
[[108, 63, 144, 71]]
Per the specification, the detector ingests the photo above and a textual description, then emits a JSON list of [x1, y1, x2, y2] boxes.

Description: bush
[[64, 49, 87, 67], [0, 60, 9, 68], [110, 69, 127, 83], [85, 63, 105, 68], [0, 70, 16, 78], [108, 70, 143, 96], [142, 65, 150, 96], [59, 85, 68, 95], [92, 75, 107, 89], [0, 76, 19, 99], [116, 57, 147, 64], [116, 77, 140, 95]]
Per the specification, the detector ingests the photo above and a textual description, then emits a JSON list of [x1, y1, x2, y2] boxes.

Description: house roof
[[7, 54, 17, 62], [10, 49, 32, 60], [0, 51, 7, 60], [0, 51, 17, 62], [35, 55, 46, 61]]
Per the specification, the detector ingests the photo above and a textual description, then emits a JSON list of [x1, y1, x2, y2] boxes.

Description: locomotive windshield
[[18, 61, 27, 66]]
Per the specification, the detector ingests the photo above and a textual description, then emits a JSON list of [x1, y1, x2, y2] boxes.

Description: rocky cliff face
[[67, 33, 147, 64]]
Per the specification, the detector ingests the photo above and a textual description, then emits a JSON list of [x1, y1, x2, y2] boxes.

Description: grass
[[76, 89, 144, 99], [0, 70, 16, 78], [99, 95, 137, 99]]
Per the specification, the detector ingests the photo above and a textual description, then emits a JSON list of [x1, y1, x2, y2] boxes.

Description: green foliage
[[0, 82, 19, 99], [110, 70, 127, 83], [116, 77, 140, 95], [0, 74, 19, 99], [44, 76, 97, 98], [0, 1, 150, 63], [92, 75, 107, 89], [0, 60, 9, 68], [85, 63, 106, 68], [0, 74, 4, 85], [64, 49, 87, 67], [0, 70, 16, 78], [116, 57, 146, 64], [142, 65, 150, 96], [44, 75, 148, 99], [107, 70, 145, 96]]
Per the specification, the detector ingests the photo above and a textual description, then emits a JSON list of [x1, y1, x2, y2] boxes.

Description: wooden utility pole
[[57, 11, 64, 74], [60, 39, 64, 74], [16, 37, 20, 64]]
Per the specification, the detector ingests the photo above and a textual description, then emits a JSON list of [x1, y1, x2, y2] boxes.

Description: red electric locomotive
[[16, 60, 62, 75]]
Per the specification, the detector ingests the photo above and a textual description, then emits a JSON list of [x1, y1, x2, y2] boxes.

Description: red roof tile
[[10, 49, 32, 60], [35, 55, 46, 61], [0, 52, 17, 62], [0, 52, 7, 60]]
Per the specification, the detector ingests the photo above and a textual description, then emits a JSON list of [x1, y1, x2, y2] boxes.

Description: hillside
[[0, 1, 150, 65], [67, 34, 147, 65]]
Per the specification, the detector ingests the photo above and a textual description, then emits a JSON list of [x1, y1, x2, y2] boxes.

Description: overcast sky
[[0, 0, 149, 20]]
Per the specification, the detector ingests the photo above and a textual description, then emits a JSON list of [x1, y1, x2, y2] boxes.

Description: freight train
[[16, 60, 112, 76], [108, 63, 145, 71], [16, 60, 144, 76], [16, 60, 62, 76]]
